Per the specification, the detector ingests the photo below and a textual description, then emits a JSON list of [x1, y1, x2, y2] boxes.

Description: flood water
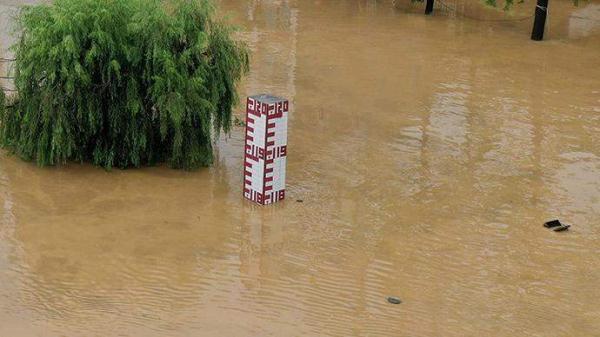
[[1, 0, 600, 336]]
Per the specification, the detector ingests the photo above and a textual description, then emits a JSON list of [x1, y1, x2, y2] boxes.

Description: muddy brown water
[[1, 0, 600, 336]]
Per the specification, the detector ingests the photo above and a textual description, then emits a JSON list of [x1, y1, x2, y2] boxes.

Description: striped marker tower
[[243, 94, 289, 205]]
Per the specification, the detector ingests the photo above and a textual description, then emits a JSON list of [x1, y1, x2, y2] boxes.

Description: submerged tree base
[[0, 0, 248, 170]]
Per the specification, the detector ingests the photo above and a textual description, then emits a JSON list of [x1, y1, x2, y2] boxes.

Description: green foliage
[[483, 0, 523, 11], [0, 90, 4, 124], [0, 0, 249, 169], [484, 0, 580, 10]]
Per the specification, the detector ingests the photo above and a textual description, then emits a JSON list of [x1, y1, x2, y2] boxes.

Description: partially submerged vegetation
[[0, 0, 249, 169], [0, 90, 4, 121], [413, 0, 581, 11], [483, 0, 523, 10], [484, 0, 582, 10]]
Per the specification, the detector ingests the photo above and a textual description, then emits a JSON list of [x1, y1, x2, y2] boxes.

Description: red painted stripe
[[267, 123, 276, 128], [265, 186, 273, 192], [244, 170, 252, 177], [267, 132, 275, 137], [246, 135, 254, 141], [265, 177, 273, 182], [247, 126, 254, 132], [243, 103, 250, 200], [265, 168, 273, 173], [267, 141, 275, 146], [262, 111, 269, 196], [244, 179, 251, 185]]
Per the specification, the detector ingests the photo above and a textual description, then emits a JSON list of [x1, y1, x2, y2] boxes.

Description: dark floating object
[[387, 296, 401, 305], [544, 219, 562, 228], [296, 199, 304, 203], [544, 219, 571, 232]]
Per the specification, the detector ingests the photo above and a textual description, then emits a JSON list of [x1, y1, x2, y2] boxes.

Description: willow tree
[[0, 90, 4, 122], [0, 0, 249, 169]]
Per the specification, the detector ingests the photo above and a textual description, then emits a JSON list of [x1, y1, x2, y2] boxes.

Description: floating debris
[[387, 296, 401, 304], [553, 225, 571, 232], [544, 219, 562, 228], [233, 116, 246, 127], [296, 199, 304, 203], [544, 219, 570, 232]]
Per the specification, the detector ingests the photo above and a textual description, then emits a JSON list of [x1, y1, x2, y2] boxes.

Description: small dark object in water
[[544, 219, 562, 228], [296, 199, 304, 203], [544, 219, 571, 232], [553, 225, 571, 232], [233, 116, 246, 127], [387, 296, 401, 304]]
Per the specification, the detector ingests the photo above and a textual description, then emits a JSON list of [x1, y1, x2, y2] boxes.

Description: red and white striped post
[[243, 94, 289, 205]]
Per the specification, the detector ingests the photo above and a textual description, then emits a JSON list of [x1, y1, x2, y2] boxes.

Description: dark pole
[[531, 0, 549, 41], [425, 0, 434, 15]]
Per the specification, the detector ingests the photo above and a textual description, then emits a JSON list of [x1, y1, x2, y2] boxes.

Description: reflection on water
[[1, 0, 600, 336]]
